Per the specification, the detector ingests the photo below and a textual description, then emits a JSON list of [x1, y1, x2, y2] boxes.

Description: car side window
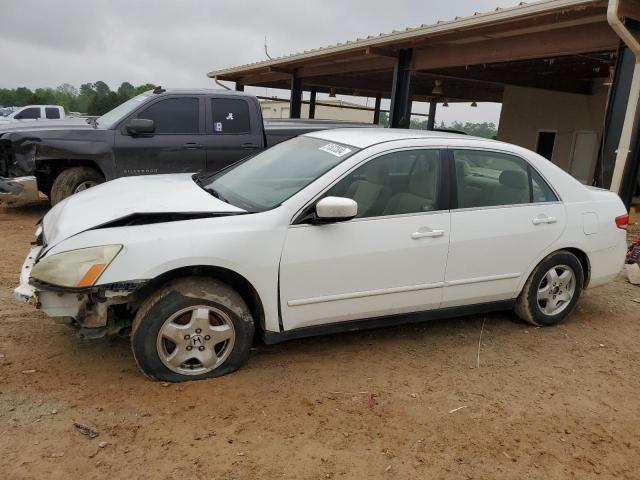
[[211, 98, 250, 134], [137, 97, 199, 134], [530, 168, 558, 203], [453, 150, 554, 208], [45, 107, 61, 119], [15, 107, 40, 120], [325, 149, 441, 219]]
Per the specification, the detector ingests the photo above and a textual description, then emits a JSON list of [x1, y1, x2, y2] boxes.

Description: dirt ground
[[1, 204, 639, 480]]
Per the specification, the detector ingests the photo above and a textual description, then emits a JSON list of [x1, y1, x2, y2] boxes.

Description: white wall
[[261, 101, 374, 122], [497, 84, 608, 179]]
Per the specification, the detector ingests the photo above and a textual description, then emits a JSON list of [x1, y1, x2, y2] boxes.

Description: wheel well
[[35, 159, 105, 180], [562, 248, 591, 288], [133, 266, 266, 334]]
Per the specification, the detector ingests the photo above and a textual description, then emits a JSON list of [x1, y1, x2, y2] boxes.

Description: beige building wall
[[497, 84, 608, 182], [261, 100, 374, 123]]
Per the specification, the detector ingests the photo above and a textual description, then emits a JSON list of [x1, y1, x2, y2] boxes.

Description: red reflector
[[615, 214, 629, 229]]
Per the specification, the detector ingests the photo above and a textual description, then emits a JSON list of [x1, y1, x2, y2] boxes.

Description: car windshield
[[198, 136, 358, 211], [95, 93, 151, 128]]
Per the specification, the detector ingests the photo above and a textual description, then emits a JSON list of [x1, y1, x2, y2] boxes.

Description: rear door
[[444, 148, 565, 307], [201, 96, 264, 173], [113, 95, 206, 176]]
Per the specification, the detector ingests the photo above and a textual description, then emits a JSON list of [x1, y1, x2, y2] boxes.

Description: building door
[[569, 131, 599, 184]]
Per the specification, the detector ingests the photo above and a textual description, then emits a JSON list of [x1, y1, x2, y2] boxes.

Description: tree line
[[377, 112, 497, 139], [0, 82, 156, 116]]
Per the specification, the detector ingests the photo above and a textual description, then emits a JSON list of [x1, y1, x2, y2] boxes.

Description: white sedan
[[15, 129, 628, 381]]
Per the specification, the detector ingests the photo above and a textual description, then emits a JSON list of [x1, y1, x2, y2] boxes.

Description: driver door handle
[[411, 228, 445, 240], [183, 142, 203, 150]]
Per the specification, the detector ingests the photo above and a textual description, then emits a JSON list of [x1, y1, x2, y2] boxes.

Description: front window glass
[[137, 97, 199, 134], [325, 149, 441, 218], [199, 136, 358, 211], [95, 93, 151, 128], [15, 107, 40, 119]]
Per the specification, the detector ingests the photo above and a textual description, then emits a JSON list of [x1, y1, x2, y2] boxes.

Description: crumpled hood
[[43, 174, 246, 249]]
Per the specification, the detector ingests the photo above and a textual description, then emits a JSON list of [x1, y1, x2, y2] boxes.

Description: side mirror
[[315, 196, 358, 222], [126, 118, 155, 136]]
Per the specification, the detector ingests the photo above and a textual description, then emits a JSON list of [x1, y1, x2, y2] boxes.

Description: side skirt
[[262, 300, 516, 345]]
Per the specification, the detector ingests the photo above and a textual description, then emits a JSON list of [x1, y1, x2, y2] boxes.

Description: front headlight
[[31, 245, 122, 288]]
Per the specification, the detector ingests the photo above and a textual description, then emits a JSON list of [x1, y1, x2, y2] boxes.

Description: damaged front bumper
[[0, 176, 40, 205], [15, 245, 144, 338]]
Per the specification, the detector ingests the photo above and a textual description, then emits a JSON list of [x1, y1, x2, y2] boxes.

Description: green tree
[[133, 83, 156, 95]]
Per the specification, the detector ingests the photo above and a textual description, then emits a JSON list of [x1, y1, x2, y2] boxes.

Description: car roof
[[304, 127, 498, 149]]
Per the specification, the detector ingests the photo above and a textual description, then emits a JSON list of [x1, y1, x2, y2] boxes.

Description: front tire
[[515, 251, 584, 327], [50, 166, 105, 205], [131, 277, 254, 382]]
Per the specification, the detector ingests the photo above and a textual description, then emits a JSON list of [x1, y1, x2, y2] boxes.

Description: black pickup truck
[[0, 88, 367, 205]]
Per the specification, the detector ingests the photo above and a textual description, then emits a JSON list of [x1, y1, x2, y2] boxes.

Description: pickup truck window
[[15, 107, 40, 120], [45, 107, 61, 119], [96, 93, 151, 128], [138, 97, 199, 134], [200, 136, 358, 211], [211, 98, 250, 134]]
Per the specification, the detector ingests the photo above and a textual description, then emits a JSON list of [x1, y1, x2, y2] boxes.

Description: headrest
[[455, 159, 471, 179], [409, 159, 438, 197], [364, 163, 389, 184], [499, 170, 527, 190]]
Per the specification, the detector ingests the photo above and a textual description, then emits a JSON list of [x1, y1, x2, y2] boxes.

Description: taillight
[[615, 214, 629, 229]]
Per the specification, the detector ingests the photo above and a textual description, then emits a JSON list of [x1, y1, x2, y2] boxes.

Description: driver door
[[113, 96, 206, 176], [279, 148, 451, 331]]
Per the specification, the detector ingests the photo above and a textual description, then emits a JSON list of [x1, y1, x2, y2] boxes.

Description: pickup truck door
[[113, 96, 206, 176], [200, 96, 265, 173]]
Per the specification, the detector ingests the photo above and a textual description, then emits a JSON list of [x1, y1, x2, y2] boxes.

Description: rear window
[[211, 98, 250, 134], [45, 107, 61, 119]]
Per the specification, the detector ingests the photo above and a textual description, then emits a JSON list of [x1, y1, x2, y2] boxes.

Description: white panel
[[569, 131, 598, 184]]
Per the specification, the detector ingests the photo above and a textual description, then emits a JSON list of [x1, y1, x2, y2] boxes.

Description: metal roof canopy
[[208, 0, 619, 102]]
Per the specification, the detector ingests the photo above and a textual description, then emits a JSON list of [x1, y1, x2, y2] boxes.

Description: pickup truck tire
[[50, 166, 105, 205], [131, 277, 255, 382], [514, 251, 584, 327]]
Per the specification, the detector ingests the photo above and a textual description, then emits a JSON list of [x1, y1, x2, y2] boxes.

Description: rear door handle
[[242, 143, 259, 150], [411, 228, 445, 240], [532, 215, 557, 225], [183, 142, 203, 150]]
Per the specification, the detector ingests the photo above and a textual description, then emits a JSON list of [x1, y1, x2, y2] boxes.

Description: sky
[[1, 0, 529, 125]]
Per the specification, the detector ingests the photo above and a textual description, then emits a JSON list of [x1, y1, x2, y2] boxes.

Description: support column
[[309, 87, 317, 119], [235, 82, 244, 92], [389, 48, 413, 129], [597, 43, 640, 208], [373, 94, 381, 125], [427, 100, 437, 130], [289, 73, 303, 119]]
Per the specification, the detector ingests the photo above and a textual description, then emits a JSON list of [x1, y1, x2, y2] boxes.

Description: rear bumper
[[587, 240, 627, 288], [0, 176, 39, 205]]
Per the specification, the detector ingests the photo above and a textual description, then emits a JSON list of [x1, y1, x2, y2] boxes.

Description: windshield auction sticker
[[319, 143, 352, 157]]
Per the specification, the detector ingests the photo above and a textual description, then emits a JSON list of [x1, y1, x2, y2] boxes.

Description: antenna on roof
[[152, 86, 166, 94], [264, 36, 273, 60]]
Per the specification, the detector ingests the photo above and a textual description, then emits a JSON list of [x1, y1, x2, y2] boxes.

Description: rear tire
[[131, 277, 254, 382], [50, 166, 105, 205], [515, 250, 584, 327]]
